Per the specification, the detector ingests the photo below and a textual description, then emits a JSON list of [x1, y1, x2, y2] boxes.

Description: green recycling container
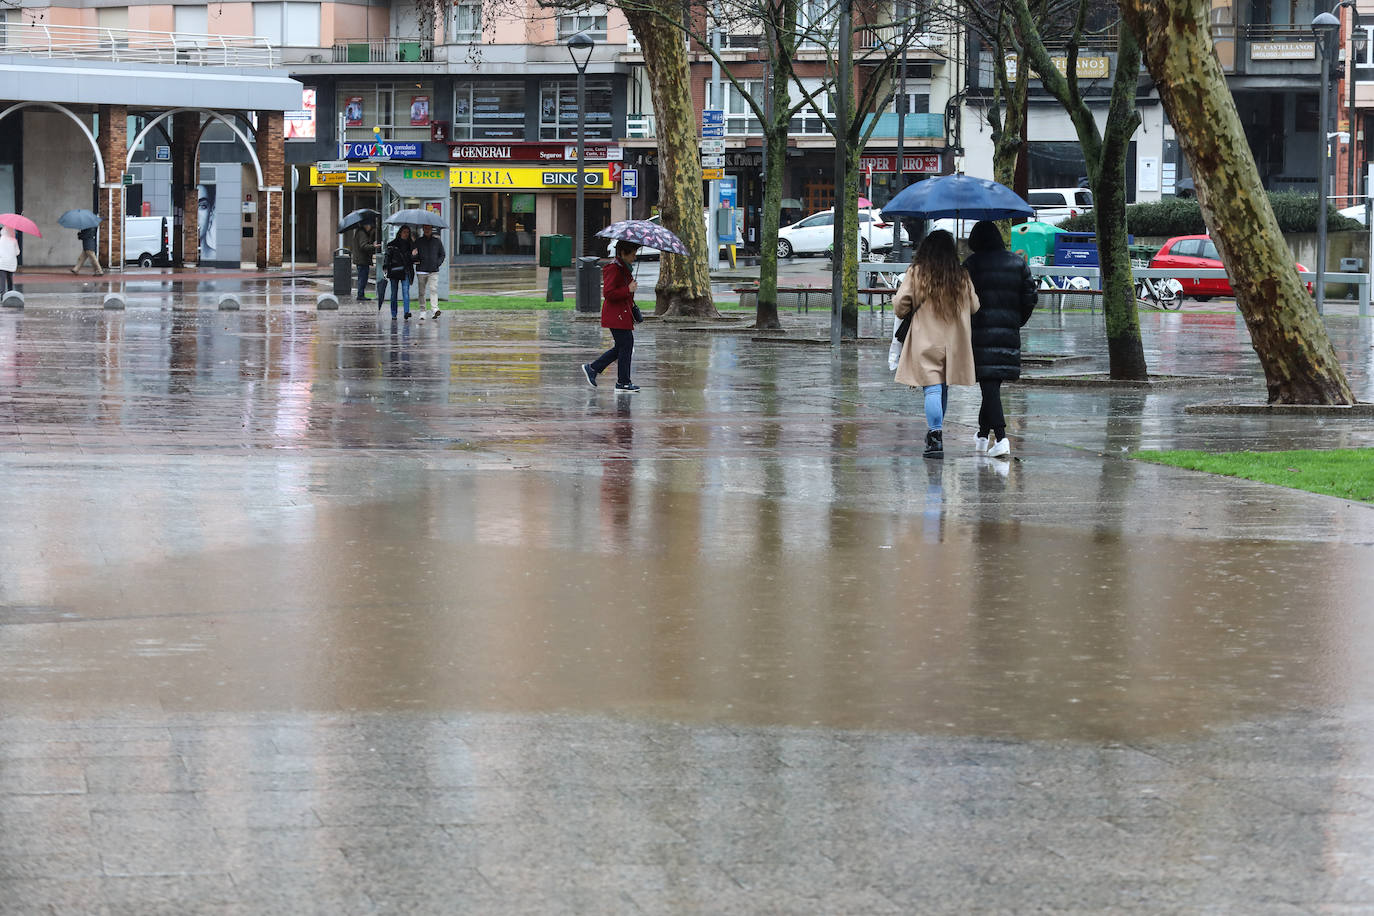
[[539, 234, 572, 268], [1009, 221, 1065, 265]]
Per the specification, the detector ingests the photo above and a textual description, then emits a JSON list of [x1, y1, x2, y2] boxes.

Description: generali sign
[[449, 142, 622, 162]]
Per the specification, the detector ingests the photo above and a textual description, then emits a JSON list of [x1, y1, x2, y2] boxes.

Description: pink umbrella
[[0, 213, 41, 237]]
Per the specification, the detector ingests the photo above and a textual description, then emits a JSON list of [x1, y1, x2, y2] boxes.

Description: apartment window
[[98, 7, 129, 48], [0, 11, 8, 49], [892, 91, 929, 115], [557, 5, 608, 40], [797, 0, 836, 42], [453, 82, 525, 140], [175, 6, 208, 35], [539, 79, 613, 140], [340, 82, 434, 141], [790, 78, 834, 134], [714, 80, 763, 135], [253, 2, 320, 47], [451, 0, 481, 42]]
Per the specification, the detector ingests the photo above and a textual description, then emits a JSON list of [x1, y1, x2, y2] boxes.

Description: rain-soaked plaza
[[2, 285, 1374, 913]]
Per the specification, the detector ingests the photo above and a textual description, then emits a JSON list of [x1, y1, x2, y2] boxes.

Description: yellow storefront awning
[[309, 165, 611, 190]]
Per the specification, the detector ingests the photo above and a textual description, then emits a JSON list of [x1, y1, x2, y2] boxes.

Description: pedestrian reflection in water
[[601, 397, 634, 535], [922, 459, 945, 542]]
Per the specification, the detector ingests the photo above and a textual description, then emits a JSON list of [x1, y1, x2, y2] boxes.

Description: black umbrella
[[339, 208, 380, 232]]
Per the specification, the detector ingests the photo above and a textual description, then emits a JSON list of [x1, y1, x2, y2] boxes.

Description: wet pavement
[[2, 293, 1374, 913]]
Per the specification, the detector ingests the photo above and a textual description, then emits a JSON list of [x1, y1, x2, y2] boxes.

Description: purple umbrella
[[595, 219, 689, 255]]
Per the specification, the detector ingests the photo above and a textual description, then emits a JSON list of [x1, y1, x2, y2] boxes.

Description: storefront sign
[[309, 165, 611, 190], [447, 142, 621, 162], [344, 141, 423, 160], [1005, 54, 1111, 80], [1251, 41, 1316, 61], [859, 154, 942, 173]]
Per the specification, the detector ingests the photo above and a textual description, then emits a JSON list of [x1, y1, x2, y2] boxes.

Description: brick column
[[96, 105, 128, 271], [171, 111, 200, 266], [256, 111, 285, 268]]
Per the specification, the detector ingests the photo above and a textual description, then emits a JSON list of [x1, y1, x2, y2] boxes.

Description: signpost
[[701, 155, 725, 169], [703, 106, 725, 268]]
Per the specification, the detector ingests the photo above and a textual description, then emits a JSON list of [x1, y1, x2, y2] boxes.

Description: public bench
[[734, 285, 896, 313]]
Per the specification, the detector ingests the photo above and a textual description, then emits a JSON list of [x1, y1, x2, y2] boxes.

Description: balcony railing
[[626, 114, 655, 138], [856, 25, 948, 54], [862, 112, 944, 139], [331, 38, 434, 64], [0, 22, 274, 66]]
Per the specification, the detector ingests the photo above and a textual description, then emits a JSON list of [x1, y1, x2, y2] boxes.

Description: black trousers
[[978, 379, 1006, 438], [0, 270, 11, 294], [590, 328, 634, 385]]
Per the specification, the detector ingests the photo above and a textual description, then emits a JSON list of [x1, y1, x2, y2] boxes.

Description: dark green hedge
[[1057, 192, 1362, 235]]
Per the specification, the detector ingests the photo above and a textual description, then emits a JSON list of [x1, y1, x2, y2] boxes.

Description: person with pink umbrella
[[0, 214, 40, 293]]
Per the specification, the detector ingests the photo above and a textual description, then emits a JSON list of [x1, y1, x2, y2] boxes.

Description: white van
[[123, 216, 171, 267], [1027, 188, 1094, 226]]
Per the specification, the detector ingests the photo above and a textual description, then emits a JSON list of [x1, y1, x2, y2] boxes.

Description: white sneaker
[[975, 436, 989, 453], [432, 307, 441, 320], [987, 436, 1011, 458]]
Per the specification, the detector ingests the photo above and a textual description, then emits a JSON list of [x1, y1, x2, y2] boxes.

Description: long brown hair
[[908, 230, 966, 323]]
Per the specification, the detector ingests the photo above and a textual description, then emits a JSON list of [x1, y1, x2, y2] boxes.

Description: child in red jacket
[[581, 241, 643, 391]]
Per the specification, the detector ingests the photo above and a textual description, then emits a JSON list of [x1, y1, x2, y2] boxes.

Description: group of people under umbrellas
[[582, 177, 1039, 466], [343, 208, 447, 320], [0, 209, 106, 292]]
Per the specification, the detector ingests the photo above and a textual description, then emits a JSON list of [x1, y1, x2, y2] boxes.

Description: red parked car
[[1150, 235, 1310, 300]]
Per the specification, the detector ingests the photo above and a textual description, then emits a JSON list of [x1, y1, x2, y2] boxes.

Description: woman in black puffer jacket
[[963, 220, 1037, 458]]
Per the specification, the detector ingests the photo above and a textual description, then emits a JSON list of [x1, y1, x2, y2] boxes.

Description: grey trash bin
[[576, 257, 601, 313], [333, 249, 352, 298]]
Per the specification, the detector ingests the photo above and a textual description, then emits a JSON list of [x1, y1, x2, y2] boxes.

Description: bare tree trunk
[[626, 4, 717, 317], [754, 57, 793, 331], [1120, 0, 1353, 403], [839, 153, 860, 337]]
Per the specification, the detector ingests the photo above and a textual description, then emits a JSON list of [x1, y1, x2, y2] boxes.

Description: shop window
[[451, 0, 481, 43], [453, 81, 525, 140], [557, 5, 607, 40], [340, 83, 433, 141], [539, 79, 613, 140]]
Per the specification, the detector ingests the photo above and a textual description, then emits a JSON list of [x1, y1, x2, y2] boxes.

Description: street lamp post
[[1314, 9, 1342, 314], [567, 32, 595, 313], [1348, 12, 1367, 209]]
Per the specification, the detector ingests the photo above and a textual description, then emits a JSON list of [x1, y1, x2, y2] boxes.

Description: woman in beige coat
[[893, 229, 980, 459]]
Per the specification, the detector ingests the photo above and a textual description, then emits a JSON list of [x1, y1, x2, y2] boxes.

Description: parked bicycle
[[1134, 274, 1183, 310]]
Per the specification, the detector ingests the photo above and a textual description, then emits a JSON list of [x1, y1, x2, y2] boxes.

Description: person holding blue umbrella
[[892, 230, 980, 460]]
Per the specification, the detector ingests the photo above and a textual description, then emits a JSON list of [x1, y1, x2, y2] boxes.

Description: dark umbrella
[[385, 208, 447, 228], [58, 209, 102, 230], [338, 208, 379, 232], [595, 219, 689, 255], [881, 173, 1035, 222]]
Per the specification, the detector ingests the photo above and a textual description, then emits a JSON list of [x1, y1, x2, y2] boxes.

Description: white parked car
[[1028, 188, 1094, 226], [777, 208, 894, 258], [1339, 204, 1368, 226]]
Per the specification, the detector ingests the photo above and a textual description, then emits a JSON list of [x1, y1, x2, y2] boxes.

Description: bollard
[[1, 290, 23, 309], [217, 294, 240, 311], [316, 294, 339, 311], [102, 293, 126, 310]]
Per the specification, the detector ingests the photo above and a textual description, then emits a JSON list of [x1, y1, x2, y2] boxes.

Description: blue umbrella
[[881, 174, 1034, 221], [58, 209, 103, 230]]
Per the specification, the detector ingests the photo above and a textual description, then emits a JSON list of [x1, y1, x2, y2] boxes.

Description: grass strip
[[1133, 448, 1374, 503]]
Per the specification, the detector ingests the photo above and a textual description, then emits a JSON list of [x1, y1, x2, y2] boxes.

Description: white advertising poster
[[1138, 157, 1160, 193]]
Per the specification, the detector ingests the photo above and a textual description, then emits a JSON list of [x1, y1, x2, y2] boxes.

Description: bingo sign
[[343, 141, 423, 160], [621, 168, 638, 199]]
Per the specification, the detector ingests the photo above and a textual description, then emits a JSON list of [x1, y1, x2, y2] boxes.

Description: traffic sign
[[701, 155, 725, 169], [317, 160, 348, 171], [702, 167, 724, 180], [700, 138, 725, 154], [621, 168, 638, 199], [701, 109, 725, 138]]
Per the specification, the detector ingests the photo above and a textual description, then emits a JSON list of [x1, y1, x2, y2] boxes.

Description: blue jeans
[[356, 263, 370, 299], [923, 384, 949, 431], [389, 276, 410, 316]]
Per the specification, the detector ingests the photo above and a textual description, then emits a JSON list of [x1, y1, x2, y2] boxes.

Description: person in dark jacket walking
[[964, 220, 1037, 458], [581, 241, 642, 391], [383, 226, 416, 319], [72, 226, 103, 276], [348, 222, 379, 301], [413, 226, 446, 320]]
